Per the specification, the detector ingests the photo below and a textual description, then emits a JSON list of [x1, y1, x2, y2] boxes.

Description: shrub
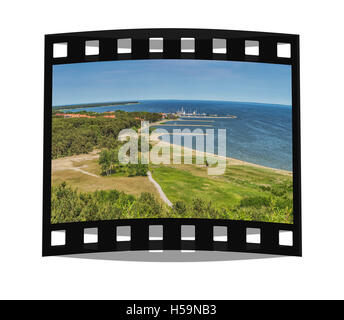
[[173, 201, 187, 216]]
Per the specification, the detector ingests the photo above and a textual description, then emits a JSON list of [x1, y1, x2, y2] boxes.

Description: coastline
[[53, 117, 292, 176], [149, 129, 292, 176], [53, 101, 139, 112]]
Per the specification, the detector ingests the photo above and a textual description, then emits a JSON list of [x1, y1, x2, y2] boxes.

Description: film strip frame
[[43, 28, 301, 257]]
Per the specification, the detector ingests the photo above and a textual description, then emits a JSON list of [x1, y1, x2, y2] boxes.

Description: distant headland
[[52, 101, 139, 111]]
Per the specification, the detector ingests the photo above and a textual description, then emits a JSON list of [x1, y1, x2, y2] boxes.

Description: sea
[[63, 99, 293, 171]]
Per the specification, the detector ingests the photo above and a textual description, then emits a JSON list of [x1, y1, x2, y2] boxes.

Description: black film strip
[[43, 28, 301, 257]]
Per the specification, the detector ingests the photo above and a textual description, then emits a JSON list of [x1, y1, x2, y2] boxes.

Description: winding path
[[147, 171, 173, 207], [73, 167, 99, 178]]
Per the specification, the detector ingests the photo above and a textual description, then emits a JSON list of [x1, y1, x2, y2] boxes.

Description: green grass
[[51, 147, 293, 224], [150, 164, 293, 223], [51, 162, 293, 223]]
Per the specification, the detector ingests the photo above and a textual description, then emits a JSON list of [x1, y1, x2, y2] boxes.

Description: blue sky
[[52, 59, 291, 106]]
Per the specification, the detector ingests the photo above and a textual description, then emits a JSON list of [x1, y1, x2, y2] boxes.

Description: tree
[[127, 164, 136, 177], [99, 149, 111, 175]]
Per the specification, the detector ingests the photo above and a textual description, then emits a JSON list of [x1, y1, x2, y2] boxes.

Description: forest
[[51, 181, 293, 224], [52, 110, 162, 159]]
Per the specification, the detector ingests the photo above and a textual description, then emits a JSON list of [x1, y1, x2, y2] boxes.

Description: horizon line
[[53, 98, 292, 108]]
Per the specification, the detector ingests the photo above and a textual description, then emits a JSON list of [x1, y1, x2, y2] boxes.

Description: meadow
[[52, 153, 293, 223], [150, 163, 293, 223]]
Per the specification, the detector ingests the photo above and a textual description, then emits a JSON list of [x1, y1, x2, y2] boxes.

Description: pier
[[175, 107, 237, 119], [179, 115, 237, 119]]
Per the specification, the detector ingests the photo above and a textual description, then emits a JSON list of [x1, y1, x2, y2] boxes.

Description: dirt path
[[52, 150, 100, 177], [73, 167, 99, 178], [147, 171, 173, 207], [52, 151, 167, 201]]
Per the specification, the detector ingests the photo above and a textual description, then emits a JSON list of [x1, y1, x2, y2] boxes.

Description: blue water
[[67, 99, 293, 171]]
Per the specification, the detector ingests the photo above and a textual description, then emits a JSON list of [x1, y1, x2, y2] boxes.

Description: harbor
[[175, 107, 237, 119]]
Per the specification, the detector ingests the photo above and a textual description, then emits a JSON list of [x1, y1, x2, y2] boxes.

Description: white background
[[1, 0, 343, 300]]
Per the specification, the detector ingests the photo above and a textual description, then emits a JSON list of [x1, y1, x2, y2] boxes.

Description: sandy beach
[[53, 119, 292, 177], [149, 130, 292, 176]]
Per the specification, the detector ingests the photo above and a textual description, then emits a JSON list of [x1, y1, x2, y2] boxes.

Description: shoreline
[[53, 118, 292, 176], [149, 130, 292, 176], [54, 102, 139, 112]]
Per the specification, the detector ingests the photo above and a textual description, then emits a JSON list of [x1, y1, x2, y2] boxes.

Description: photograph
[[51, 59, 293, 224]]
